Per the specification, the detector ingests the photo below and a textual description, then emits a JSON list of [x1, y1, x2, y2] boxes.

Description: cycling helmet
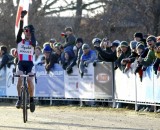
[[92, 38, 101, 45]]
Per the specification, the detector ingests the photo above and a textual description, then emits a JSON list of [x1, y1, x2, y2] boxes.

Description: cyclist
[[15, 10, 36, 112]]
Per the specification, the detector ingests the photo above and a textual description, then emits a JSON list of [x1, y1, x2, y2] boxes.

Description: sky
[[13, 0, 104, 17]]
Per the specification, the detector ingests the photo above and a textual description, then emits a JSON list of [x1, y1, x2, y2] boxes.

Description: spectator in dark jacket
[[122, 41, 138, 72], [61, 49, 76, 74], [94, 39, 118, 63], [43, 45, 59, 73], [63, 27, 76, 48], [115, 41, 131, 72], [134, 44, 146, 82], [0, 45, 13, 70]]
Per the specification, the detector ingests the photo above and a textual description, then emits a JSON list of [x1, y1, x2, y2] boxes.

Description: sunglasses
[[147, 40, 152, 42], [24, 29, 30, 33]]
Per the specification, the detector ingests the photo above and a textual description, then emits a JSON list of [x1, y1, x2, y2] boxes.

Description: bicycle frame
[[13, 72, 36, 123]]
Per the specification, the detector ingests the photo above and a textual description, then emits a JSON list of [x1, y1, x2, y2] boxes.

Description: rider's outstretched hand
[[21, 10, 27, 18]]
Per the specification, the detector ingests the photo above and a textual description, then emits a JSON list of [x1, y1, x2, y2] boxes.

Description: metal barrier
[[1, 62, 160, 109]]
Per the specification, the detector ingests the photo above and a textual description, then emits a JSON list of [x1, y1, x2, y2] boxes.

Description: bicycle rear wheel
[[22, 86, 28, 123]]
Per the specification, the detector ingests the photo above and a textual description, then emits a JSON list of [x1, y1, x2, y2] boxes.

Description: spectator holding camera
[[62, 27, 76, 48], [94, 38, 118, 63], [79, 44, 97, 78], [61, 27, 76, 63]]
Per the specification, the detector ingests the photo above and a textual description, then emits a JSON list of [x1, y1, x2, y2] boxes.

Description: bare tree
[[0, 0, 16, 48]]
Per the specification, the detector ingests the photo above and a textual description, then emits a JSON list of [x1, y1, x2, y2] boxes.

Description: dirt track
[[1, 103, 160, 130]]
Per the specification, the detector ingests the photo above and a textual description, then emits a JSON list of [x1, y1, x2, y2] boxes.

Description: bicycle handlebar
[[12, 73, 37, 84], [13, 74, 35, 77]]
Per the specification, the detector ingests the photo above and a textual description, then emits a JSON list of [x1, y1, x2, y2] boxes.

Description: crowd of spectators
[[0, 27, 160, 112]]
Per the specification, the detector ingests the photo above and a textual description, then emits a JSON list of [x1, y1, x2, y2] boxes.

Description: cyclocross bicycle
[[12, 71, 37, 123]]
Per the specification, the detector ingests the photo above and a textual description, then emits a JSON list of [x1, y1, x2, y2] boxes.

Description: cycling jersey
[[17, 39, 34, 61]]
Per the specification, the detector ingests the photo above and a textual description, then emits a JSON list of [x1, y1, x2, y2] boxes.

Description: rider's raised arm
[[16, 19, 23, 44], [16, 10, 27, 44]]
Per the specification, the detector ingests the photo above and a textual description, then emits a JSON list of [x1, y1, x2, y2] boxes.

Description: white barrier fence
[[1, 62, 160, 106], [115, 62, 160, 105]]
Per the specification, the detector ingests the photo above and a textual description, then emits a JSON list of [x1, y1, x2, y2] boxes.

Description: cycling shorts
[[18, 61, 34, 74]]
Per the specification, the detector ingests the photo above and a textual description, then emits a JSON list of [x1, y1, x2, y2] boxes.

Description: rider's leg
[[15, 71, 23, 108], [27, 73, 34, 100], [27, 72, 35, 112]]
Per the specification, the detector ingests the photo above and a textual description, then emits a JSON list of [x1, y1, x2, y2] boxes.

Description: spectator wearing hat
[[79, 44, 97, 78], [111, 40, 120, 52], [115, 41, 131, 72], [134, 32, 143, 42], [134, 32, 146, 47], [137, 35, 156, 71], [153, 42, 160, 76], [43, 45, 59, 73]]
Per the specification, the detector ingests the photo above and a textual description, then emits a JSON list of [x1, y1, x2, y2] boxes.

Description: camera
[[61, 32, 67, 37]]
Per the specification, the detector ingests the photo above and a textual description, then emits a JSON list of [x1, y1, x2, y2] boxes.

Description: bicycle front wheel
[[22, 86, 28, 123]]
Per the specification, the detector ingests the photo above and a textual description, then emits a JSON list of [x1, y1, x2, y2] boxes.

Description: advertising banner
[[35, 64, 64, 97], [94, 62, 113, 99]]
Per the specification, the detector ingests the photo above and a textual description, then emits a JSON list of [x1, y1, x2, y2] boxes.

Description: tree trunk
[[74, 0, 83, 33]]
